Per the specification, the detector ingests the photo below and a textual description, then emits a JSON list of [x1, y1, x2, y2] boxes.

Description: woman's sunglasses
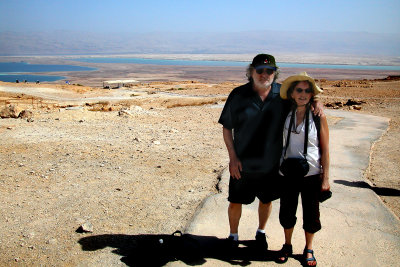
[[256, 68, 275, 75], [295, 88, 313, 94]]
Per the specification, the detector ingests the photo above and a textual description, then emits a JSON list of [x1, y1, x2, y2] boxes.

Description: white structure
[[103, 79, 138, 89]]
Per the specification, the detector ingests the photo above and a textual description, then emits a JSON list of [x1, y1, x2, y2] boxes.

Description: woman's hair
[[246, 64, 279, 83], [287, 80, 314, 106]]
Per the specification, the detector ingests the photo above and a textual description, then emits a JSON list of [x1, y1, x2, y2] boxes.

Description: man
[[218, 54, 322, 250]]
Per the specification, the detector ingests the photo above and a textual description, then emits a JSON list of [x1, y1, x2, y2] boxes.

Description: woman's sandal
[[303, 248, 317, 266], [276, 244, 293, 264]]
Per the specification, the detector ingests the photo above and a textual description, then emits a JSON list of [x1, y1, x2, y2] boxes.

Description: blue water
[[0, 62, 95, 73], [0, 62, 95, 82], [0, 74, 65, 82], [1, 59, 399, 83], [72, 57, 400, 71]]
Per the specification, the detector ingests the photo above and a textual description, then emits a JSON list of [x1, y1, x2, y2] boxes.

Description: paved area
[[76, 110, 399, 266], [170, 110, 400, 267]]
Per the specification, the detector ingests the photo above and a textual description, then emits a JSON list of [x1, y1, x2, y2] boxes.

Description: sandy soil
[[0, 76, 399, 265], [0, 90, 227, 266]]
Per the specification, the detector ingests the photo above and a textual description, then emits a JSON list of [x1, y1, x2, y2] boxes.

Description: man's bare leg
[[258, 201, 272, 230], [254, 201, 272, 249], [228, 202, 242, 234]]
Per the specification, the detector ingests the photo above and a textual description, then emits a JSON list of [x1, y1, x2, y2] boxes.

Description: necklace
[[291, 110, 306, 134]]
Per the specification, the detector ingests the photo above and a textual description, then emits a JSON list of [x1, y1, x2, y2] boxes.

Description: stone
[[132, 106, 143, 112], [46, 238, 58, 245], [78, 222, 93, 233], [118, 110, 132, 117], [0, 105, 21, 118], [153, 140, 161, 145], [18, 110, 33, 119], [345, 99, 364, 106]]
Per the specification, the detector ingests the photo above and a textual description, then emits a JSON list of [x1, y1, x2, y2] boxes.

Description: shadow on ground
[[334, 179, 400, 197], [78, 231, 297, 266]]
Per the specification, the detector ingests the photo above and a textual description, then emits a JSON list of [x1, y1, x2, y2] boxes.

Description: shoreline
[[2, 55, 400, 87], [1, 53, 400, 66], [2, 65, 400, 88]]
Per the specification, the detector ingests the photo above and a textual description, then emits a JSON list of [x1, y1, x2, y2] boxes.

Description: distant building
[[102, 79, 138, 89]]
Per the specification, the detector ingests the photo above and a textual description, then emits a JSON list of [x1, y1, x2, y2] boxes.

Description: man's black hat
[[251, 54, 277, 70]]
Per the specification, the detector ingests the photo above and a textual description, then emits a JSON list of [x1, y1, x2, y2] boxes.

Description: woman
[[277, 72, 330, 266]]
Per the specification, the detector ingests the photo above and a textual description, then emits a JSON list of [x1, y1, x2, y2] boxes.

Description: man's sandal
[[276, 244, 293, 264], [303, 248, 317, 266]]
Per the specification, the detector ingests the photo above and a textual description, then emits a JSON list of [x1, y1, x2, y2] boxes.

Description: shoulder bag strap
[[283, 108, 295, 158]]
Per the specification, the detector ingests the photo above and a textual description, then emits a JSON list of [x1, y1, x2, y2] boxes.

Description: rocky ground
[[318, 77, 400, 218], [0, 77, 399, 265]]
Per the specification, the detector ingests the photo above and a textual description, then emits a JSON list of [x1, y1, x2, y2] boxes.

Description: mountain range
[[1, 30, 399, 56]]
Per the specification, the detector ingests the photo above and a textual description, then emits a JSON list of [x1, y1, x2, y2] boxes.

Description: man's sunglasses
[[295, 88, 313, 94], [256, 68, 275, 75]]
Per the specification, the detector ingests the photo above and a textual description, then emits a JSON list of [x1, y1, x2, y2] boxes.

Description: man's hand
[[229, 155, 242, 179], [223, 127, 243, 179], [311, 100, 324, 117]]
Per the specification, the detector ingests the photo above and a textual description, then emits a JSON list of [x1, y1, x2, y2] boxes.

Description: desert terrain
[[0, 72, 399, 265]]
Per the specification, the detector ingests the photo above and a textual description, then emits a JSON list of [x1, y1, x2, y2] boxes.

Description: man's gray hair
[[246, 64, 279, 83]]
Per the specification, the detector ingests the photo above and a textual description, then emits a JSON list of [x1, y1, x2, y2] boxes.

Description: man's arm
[[312, 96, 324, 117], [222, 127, 242, 179]]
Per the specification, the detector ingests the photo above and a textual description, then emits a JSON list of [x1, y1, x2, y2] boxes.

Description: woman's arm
[[319, 114, 330, 191]]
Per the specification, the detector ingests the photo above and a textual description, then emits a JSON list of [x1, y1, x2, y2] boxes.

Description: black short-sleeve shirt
[[219, 82, 290, 174]]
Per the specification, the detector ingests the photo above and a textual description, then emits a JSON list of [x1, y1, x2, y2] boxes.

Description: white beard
[[253, 79, 272, 90]]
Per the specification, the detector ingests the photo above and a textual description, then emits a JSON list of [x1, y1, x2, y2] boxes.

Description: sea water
[[0, 62, 95, 82], [72, 57, 400, 71], [1, 59, 400, 83]]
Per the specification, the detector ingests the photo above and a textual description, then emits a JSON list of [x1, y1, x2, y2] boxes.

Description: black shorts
[[228, 170, 280, 204]]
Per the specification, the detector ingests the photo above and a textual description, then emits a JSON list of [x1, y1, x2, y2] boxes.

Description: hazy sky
[[1, 0, 399, 34]]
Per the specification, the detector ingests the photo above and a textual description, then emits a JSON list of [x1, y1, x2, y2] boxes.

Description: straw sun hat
[[280, 72, 323, 100]]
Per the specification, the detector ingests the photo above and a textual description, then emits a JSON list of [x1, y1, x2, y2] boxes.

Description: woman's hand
[[321, 173, 330, 191], [229, 155, 243, 179]]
